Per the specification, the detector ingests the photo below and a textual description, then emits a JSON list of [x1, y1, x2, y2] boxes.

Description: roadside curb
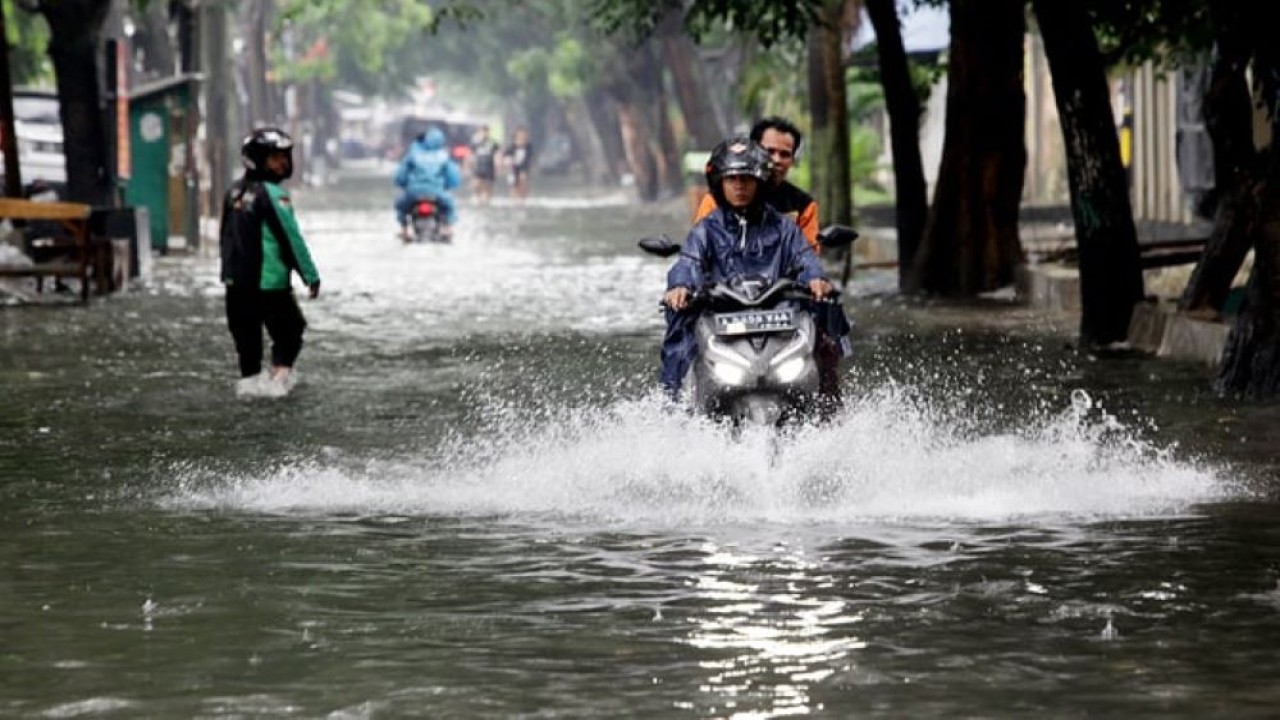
[[1016, 262, 1229, 367]]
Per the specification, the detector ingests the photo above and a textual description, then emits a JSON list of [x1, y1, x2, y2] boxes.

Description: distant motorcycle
[[407, 198, 448, 244], [639, 225, 858, 426]]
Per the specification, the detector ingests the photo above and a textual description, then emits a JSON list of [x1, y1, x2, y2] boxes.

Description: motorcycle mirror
[[817, 224, 859, 250], [638, 234, 682, 258]]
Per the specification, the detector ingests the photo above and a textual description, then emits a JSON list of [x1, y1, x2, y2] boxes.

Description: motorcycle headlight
[[711, 360, 749, 386], [772, 356, 807, 383]]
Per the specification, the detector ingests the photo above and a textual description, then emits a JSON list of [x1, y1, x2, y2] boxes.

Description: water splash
[[159, 385, 1233, 528]]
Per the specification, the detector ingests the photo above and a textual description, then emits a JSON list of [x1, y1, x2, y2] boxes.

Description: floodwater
[[3, 173, 1279, 718]]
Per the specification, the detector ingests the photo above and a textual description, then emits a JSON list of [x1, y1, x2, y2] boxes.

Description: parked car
[[0, 88, 66, 186]]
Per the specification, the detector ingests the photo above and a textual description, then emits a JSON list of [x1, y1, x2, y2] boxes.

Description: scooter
[[639, 225, 858, 426], [408, 198, 449, 244]]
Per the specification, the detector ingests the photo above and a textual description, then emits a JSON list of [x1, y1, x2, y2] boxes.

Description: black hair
[[749, 116, 803, 153]]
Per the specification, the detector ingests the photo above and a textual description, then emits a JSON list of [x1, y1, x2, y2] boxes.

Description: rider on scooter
[[393, 127, 462, 240], [660, 137, 834, 398]]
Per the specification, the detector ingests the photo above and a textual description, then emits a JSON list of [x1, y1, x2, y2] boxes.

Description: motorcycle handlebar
[[658, 280, 841, 313]]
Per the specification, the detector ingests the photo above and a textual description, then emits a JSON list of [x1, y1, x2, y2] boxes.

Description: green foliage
[[506, 34, 589, 101], [1074, 0, 1214, 69], [6, 0, 52, 85], [585, 0, 822, 48], [738, 37, 807, 120], [274, 0, 476, 93]]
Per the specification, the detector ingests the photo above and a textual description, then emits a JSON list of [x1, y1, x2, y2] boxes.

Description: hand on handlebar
[[808, 278, 833, 301], [663, 286, 691, 311]]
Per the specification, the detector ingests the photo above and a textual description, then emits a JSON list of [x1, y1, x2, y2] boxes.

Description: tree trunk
[[1217, 175, 1280, 397], [865, 0, 927, 288], [556, 96, 606, 185], [658, 10, 723, 149], [1216, 21, 1280, 397], [583, 87, 626, 186], [806, 0, 854, 227], [174, 1, 198, 74], [1032, 0, 1144, 347], [41, 0, 113, 206], [609, 40, 682, 201], [245, 0, 271, 125], [616, 102, 659, 200], [906, 0, 1025, 296], [1180, 2, 1259, 315], [0, 3, 23, 197]]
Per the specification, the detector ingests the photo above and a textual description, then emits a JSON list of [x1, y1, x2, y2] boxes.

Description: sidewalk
[[851, 212, 1234, 368]]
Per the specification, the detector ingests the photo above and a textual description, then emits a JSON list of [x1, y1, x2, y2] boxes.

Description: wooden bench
[[0, 197, 96, 302]]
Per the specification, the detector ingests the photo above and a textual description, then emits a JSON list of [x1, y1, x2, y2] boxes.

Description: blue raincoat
[[393, 127, 462, 226]]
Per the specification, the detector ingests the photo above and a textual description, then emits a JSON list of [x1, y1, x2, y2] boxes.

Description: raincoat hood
[[417, 128, 447, 151]]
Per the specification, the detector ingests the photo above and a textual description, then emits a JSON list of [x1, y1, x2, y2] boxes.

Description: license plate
[[714, 309, 796, 336]]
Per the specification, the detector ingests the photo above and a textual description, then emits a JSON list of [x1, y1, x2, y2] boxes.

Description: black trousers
[[225, 287, 307, 378]]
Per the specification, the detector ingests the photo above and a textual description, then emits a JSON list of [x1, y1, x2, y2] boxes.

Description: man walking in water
[[219, 127, 321, 397]]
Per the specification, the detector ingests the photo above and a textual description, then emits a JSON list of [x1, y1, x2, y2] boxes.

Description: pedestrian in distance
[[219, 127, 321, 398], [503, 126, 534, 202], [468, 125, 501, 205]]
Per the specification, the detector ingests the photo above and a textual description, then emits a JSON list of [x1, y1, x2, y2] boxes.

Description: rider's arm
[[667, 221, 710, 292], [262, 183, 320, 289], [393, 154, 411, 189], [443, 159, 462, 190], [784, 220, 826, 285]]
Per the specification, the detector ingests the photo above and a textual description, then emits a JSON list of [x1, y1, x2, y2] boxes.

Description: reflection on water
[[683, 544, 865, 717], [2, 176, 1278, 718]]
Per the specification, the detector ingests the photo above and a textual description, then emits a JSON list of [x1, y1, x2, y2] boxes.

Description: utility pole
[[202, 0, 228, 212]]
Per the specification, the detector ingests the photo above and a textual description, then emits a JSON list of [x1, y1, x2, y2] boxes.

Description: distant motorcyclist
[[660, 137, 833, 397], [393, 127, 462, 240]]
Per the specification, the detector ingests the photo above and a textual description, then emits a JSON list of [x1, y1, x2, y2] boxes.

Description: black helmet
[[705, 136, 771, 209], [241, 127, 294, 181]]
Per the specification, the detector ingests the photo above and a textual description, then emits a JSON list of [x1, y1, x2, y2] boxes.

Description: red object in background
[[451, 145, 470, 161]]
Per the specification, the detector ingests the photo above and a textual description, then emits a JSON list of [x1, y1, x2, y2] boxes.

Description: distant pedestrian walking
[[503, 126, 534, 202], [468, 125, 501, 205], [219, 127, 321, 397]]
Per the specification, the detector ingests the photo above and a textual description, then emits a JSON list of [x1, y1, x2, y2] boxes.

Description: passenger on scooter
[[690, 116, 820, 250], [660, 137, 833, 397], [393, 127, 462, 241]]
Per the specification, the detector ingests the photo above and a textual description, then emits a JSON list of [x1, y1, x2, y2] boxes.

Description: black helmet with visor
[[240, 127, 294, 182], [705, 136, 771, 211]]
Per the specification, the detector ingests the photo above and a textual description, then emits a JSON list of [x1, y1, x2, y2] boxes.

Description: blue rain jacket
[[394, 128, 462, 198], [660, 204, 832, 393]]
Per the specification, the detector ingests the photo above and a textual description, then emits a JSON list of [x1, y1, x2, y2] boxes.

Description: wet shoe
[[268, 367, 296, 395], [235, 373, 273, 398]]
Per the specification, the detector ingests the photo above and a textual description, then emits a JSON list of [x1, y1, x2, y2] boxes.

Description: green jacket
[[219, 178, 320, 291]]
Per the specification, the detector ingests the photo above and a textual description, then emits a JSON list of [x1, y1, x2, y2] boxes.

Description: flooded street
[[3, 175, 1280, 718]]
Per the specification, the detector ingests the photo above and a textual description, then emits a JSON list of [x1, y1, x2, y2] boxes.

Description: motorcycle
[[639, 225, 858, 426], [407, 198, 449, 244]]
